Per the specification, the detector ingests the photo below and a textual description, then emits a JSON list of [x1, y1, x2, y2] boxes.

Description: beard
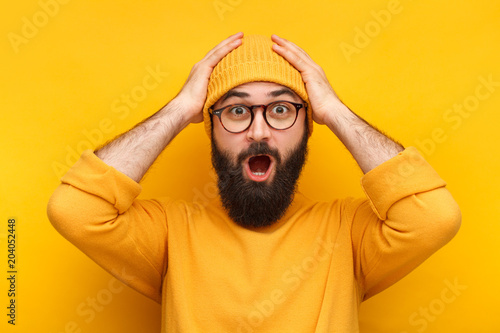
[[211, 131, 308, 229]]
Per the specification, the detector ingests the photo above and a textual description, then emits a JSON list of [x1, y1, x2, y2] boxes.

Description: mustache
[[236, 142, 282, 165]]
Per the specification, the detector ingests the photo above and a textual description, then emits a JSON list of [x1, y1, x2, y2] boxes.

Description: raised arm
[[272, 35, 461, 299], [47, 33, 244, 302], [96, 32, 244, 182], [271, 34, 403, 173]]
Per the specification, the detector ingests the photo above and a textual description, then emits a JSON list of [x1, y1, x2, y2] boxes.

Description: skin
[[95, 32, 244, 182], [270, 34, 403, 173], [96, 32, 403, 184], [211, 81, 307, 183]]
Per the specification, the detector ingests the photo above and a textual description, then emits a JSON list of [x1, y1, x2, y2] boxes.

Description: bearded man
[[48, 33, 461, 332]]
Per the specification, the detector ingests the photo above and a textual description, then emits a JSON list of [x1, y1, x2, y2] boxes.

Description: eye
[[269, 103, 291, 116], [228, 106, 249, 116], [273, 105, 287, 114]]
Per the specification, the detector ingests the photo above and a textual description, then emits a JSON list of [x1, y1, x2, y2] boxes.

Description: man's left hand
[[271, 34, 341, 125]]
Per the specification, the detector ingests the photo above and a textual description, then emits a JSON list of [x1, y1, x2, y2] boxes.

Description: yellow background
[[1, 0, 499, 332]]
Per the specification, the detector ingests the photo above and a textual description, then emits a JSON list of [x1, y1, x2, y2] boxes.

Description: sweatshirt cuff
[[60, 150, 142, 214], [360, 147, 446, 220]]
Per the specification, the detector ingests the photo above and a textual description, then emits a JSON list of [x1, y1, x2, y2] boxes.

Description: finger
[[272, 35, 323, 76], [271, 38, 314, 73], [183, 33, 243, 87], [271, 34, 312, 61], [204, 32, 243, 58], [272, 35, 309, 57], [202, 32, 243, 63], [272, 42, 311, 73], [205, 38, 242, 68]]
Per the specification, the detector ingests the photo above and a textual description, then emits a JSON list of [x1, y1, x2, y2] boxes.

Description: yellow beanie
[[203, 34, 313, 137]]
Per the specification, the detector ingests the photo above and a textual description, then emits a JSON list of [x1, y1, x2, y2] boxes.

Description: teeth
[[252, 172, 265, 176]]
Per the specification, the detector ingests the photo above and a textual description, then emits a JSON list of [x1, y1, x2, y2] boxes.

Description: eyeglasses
[[209, 100, 307, 133]]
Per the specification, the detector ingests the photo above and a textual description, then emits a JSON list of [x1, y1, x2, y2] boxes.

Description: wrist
[[322, 98, 351, 129], [167, 94, 204, 126], [160, 98, 196, 130]]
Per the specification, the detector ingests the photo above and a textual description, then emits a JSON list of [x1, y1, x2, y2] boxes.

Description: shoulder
[[293, 192, 369, 223]]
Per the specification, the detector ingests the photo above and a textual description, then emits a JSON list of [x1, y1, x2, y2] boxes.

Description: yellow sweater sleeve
[[47, 150, 168, 303], [349, 147, 462, 300]]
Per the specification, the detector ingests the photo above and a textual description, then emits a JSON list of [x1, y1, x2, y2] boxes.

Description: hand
[[271, 34, 341, 125], [173, 32, 243, 124], [272, 35, 404, 173]]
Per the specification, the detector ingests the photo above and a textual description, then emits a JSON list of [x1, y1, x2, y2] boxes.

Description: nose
[[246, 108, 271, 142]]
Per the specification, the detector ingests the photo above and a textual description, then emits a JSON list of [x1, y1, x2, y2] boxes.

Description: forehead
[[227, 81, 296, 97], [230, 81, 290, 92], [215, 81, 301, 107]]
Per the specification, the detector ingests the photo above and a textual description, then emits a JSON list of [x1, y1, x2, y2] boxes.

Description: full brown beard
[[211, 131, 308, 228]]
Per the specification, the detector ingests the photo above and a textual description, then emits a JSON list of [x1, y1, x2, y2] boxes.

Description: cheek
[[213, 122, 231, 149], [278, 118, 306, 152], [213, 122, 244, 161], [213, 117, 230, 145], [275, 136, 299, 161]]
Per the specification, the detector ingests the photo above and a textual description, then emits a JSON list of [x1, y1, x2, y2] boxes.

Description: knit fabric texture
[[203, 34, 313, 137]]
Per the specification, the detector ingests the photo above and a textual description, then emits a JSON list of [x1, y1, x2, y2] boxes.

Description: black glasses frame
[[209, 100, 308, 133]]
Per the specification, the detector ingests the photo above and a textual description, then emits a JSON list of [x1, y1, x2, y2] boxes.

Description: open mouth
[[245, 155, 273, 182]]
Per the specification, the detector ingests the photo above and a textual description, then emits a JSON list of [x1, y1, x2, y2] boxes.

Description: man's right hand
[[94, 33, 243, 182], [172, 32, 243, 124]]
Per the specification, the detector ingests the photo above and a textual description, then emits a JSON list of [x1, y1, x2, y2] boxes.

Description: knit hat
[[202, 34, 313, 137]]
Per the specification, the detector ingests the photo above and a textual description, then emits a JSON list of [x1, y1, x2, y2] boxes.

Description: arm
[[47, 33, 244, 301], [271, 34, 403, 173], [320, 102, 404, 174], [96, 32, 244, 182], [349, 148, 461, 299], [272, 35, 461, 298]]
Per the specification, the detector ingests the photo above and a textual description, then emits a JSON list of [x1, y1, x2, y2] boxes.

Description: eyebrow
[[219, 90, 250, 103], [267, 88, 298, 99], [219, 87, 299, 104]]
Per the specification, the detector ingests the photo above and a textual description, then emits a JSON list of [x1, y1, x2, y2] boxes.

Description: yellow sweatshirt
[[47, 147, 461, 332]]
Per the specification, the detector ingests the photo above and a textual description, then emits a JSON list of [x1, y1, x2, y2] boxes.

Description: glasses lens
[[266, 102, 298, 130], [221, 105, 252, 132]]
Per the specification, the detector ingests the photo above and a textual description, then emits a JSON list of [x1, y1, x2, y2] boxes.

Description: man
[[48, 33, 461, 332]]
